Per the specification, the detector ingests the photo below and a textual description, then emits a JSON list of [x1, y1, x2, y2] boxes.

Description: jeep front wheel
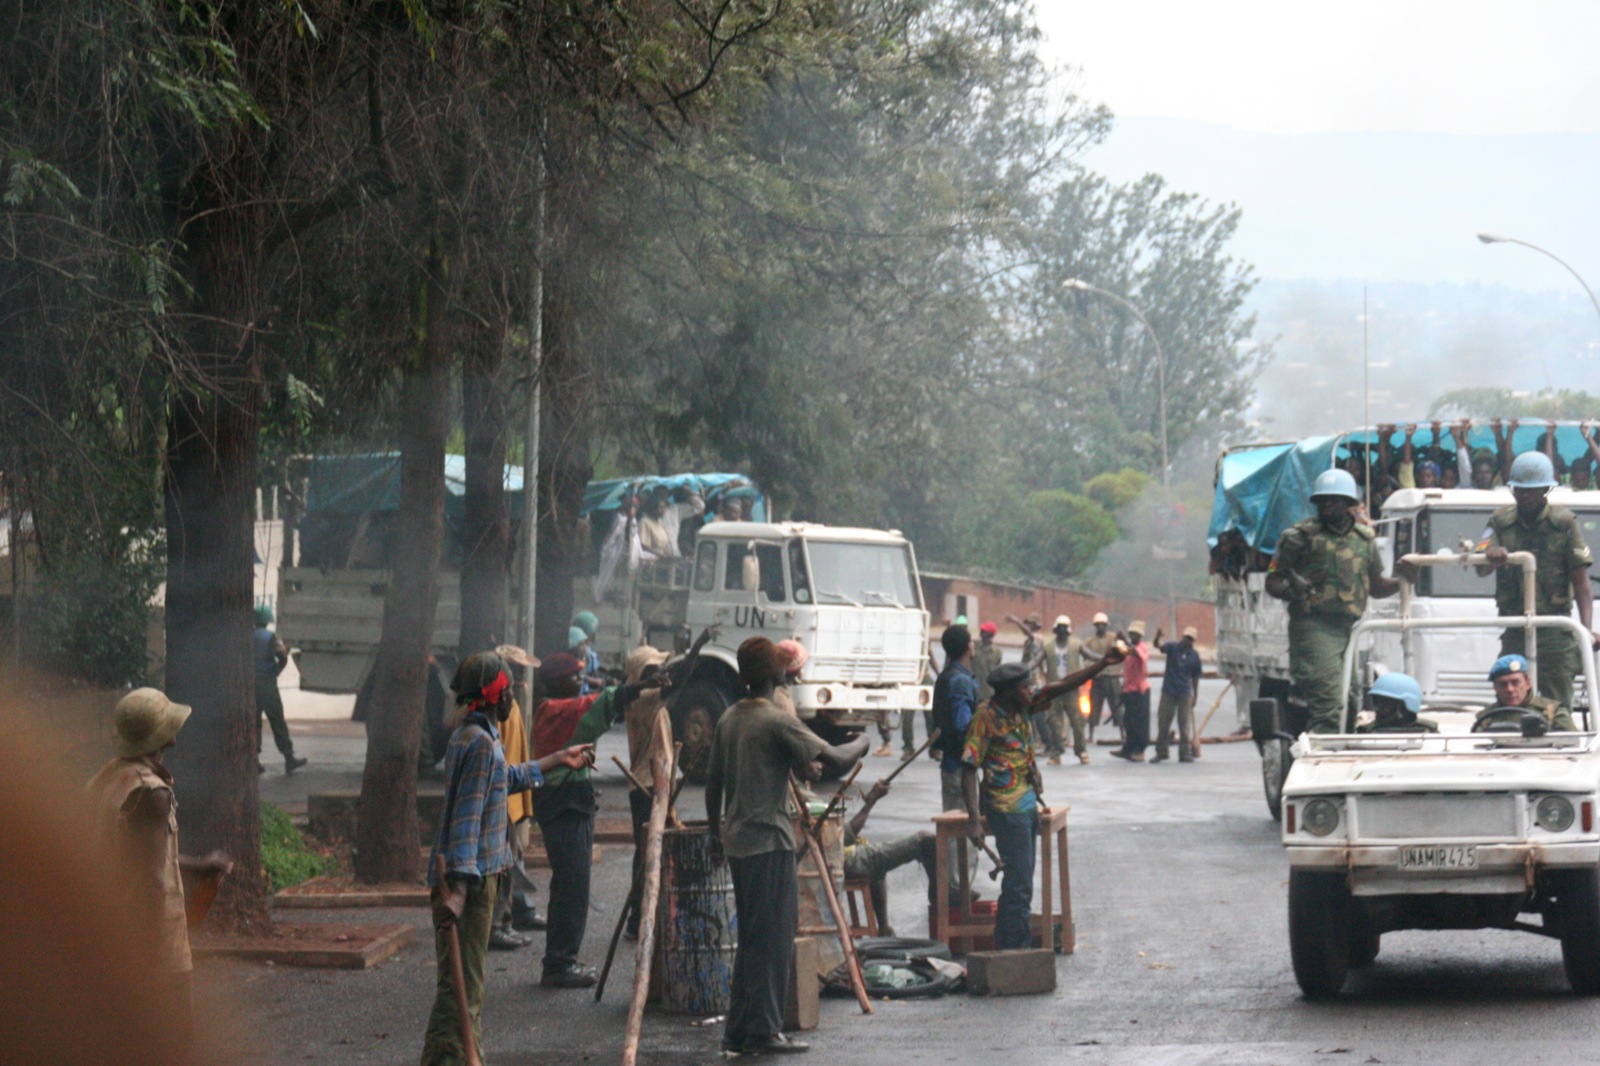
[[1289, 870, 1351, 998], [1261, 737, 1292, 821]]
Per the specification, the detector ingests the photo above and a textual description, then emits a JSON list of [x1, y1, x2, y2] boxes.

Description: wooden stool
[[842, 878, 878, 937], [930, 806, 1073, 955]]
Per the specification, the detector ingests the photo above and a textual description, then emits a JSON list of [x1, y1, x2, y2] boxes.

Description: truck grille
[[808, 657, 922, 684], [1354, 793, 1518, 840]]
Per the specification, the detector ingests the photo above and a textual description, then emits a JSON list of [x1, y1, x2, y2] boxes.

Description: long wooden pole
[[790, 779, 873, 1015], [433, 854, 482, 1066], [622, 716, 674, 1066], [881, 728, 940, 787], [810, 763, 862, 833]]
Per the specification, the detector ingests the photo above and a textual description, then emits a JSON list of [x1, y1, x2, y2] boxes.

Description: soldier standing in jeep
[[1265, 468, 1401, 734]]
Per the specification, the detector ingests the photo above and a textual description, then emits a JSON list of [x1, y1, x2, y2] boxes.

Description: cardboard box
[[966, 949, 1057, 996], [784, 937, 821, 1031]]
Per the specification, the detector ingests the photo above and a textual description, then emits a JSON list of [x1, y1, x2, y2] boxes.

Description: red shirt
[[1121, 643, 1151, 694]]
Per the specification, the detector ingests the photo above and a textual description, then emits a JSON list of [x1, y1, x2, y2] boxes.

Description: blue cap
[[1489, 654, 1529, 681]]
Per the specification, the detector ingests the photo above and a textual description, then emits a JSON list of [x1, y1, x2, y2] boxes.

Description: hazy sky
[[1033, 0, 1600, 135]]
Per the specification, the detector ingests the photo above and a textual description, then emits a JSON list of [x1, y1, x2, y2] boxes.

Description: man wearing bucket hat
[[1152, 626, 1204, 763], [423, 652, 594, 1063], [1266, 468, 1400, 733], [1464, 451, 1598, 710], [963, 647, 1125, 949], [488, 645, 544, 949], [1082, 612, 1123, 743], [87, 688, 234, 1055], [707, 637, 871, 1055]]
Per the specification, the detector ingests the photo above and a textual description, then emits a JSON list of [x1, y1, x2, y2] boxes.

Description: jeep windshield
[[804, 541, 919, 610]]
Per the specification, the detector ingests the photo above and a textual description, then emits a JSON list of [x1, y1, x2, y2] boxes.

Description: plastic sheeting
[[1208, 437, 1336, 553], [581, 473, 765, 521]]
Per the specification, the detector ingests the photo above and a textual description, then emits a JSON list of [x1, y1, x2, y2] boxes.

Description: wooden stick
[[1194, 681, 1234, 753], [790, 778, 873, 1015], [667, 740, 686, 812], [623, 716, 675, 1066], [433, 854, 482, 1066], [811, 763, 862, 832], [611, 754, 650, 795], [881, 727, 940, 786], [594, 884, 637, 1003]]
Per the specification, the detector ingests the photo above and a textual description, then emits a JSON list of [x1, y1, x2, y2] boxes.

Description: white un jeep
[[1279, 550, 1600, 996]]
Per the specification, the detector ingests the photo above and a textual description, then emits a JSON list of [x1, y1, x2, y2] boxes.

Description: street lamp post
[[1477, 232, 1600, 327], [1062, 278, 1177, 638]]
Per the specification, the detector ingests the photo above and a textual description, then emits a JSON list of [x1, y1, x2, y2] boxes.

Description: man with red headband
[[531, 651, 655, 987], [972, 622, 1003, 703], [423, 652, 593, 1065], [707, 637, 870, 1055]]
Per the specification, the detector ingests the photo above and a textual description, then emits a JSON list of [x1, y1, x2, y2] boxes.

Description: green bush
[[259, 802, 334, 892]]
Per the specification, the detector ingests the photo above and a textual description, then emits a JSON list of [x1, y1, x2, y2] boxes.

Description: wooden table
[[930, 806, 1073, 955]]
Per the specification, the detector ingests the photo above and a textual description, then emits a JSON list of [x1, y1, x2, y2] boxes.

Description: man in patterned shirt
[[422, 652, 593, 1066], [963, 648, 1124, 950]]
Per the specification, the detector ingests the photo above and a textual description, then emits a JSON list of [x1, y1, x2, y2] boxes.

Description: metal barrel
[[656, 825, 737, 1014]]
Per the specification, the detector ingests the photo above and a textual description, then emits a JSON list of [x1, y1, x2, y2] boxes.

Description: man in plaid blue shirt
[[421, 651, 592, 1066]]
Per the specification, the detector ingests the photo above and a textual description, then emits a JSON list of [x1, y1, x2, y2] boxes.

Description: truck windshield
[[805, 541, 918, 609], [1420, 506, 1600, 596]]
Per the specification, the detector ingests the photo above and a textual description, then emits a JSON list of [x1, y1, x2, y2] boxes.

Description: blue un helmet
[[1310, 468, 1360, 503], [1369, 672, 1422, 715], [1507, 451, 1558, 489]]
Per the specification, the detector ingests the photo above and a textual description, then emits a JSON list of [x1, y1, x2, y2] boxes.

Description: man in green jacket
[[531, 652, 653, 987]]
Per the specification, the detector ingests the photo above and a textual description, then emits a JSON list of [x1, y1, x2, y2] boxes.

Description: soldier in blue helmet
[[1465, 451, 1598, 710], [1358, 672, 1437, 733], [1266, 468, 1402, 733], [1474, 653, 1576, 732]]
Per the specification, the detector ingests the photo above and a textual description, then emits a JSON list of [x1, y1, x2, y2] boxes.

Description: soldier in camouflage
[[1265, 468, 1400, 733], [972, 622, 1003, 704], [1466, 451, 1599, 709], [1474, 653, 1577, 733]]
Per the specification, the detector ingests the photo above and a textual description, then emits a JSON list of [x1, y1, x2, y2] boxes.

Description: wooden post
[[790, 779, 873, 1015], [622, 715, 674, 1066]]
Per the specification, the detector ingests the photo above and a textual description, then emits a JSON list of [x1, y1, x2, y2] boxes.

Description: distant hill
[[1082, 118, 1600, 292]]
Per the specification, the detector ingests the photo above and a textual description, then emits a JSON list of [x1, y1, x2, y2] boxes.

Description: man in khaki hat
[[1111, 621, 1155, 761], [1040, 615, 1088, 764], [1152, 626, 1204, 763], [1082, 611, 1123, 744], [87, 687, 233, 1056], [490, 645, 545, 948]]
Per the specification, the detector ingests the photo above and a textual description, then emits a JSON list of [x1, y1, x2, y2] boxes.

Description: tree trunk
[[354, 237, 453, 884], [163, 191, 269, 933], [534, 288, 592, 658], [458, 319, 511, 658]]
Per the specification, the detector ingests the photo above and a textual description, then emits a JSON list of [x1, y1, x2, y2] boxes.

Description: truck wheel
[[1350, 923, 1380, 968], [1555, 867, 1600, 994], [1261, 737, 1292, 821], [670, 680, 731, 786], [1289, 870, 1351, 998]]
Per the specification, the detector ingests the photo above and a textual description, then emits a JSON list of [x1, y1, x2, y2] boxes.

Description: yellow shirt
[[504, 699, 532, 824]]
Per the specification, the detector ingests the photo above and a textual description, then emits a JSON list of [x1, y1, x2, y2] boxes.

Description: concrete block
[[966, 949, 1057, 996], [784, 937, 821, 1031]]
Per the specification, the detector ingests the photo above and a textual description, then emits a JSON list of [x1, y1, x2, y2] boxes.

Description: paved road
[[217, 681, 1600, 1065]]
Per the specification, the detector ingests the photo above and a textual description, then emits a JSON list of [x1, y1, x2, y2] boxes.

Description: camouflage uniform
[[971, 640, 1004, 704], [1477, 695, 1577, 732], [1041, 636, 1087, 759], [1082, 631, 1123, 732], [1481, 504, 1595, 709], [1269, 517, 1385, 733]]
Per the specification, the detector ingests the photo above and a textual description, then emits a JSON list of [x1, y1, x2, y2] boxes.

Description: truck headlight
[[918, 688, 931, 706], [1302, 799, 1340, 837], [816, 687, 831, 705], [1536, 795, 1576, 832]]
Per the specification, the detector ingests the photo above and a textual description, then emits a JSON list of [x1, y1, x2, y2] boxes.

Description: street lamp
[[1061, 279, 1170, 493], [1477, 232, 1600, 327], [1063, 278, 1176, 637]]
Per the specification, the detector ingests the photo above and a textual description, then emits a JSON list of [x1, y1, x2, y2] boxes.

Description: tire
[[855, 937, 954, 963], [1288, 870, 1351, 998], [1262, 737, 1292, 821], [1555, 867, 1600, 994], [670, 680, 731, 785], [1349, 923, 1380, 969]]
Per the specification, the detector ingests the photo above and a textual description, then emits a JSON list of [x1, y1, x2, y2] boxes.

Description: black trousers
[[536, 808, 594, 973], [255, 678, 296, 760], [1121, 691, 1152, 756], [726, 849, 798, 1048]]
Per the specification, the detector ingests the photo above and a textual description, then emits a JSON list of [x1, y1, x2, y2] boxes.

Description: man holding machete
[[422, 652, 593, 1066]]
